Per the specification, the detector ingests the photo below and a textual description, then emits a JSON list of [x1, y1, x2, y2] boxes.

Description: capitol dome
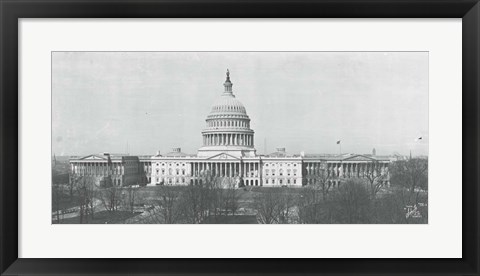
[[210, 96, 247, 115], [197, 70, 256, 158]]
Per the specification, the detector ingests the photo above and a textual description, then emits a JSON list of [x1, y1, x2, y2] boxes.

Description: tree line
[[54, 158, 428, 224]]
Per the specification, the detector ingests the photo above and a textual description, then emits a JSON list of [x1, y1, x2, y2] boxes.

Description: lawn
[[54, 210, 141, 224], [201, 215, 258, 224]]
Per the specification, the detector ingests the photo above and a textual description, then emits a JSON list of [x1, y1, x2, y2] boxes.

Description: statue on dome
[[226, 69, 230, 78]]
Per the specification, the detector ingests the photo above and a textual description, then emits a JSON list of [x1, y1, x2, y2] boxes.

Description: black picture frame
[[1, 0, 479, 275]]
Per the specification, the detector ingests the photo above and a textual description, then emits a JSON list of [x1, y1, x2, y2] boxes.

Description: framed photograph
[[1, 0, 478, 275]]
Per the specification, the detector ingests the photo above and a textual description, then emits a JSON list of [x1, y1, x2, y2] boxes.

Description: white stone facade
[[70, 71, 390, 188], [147, 71, 390, 188]]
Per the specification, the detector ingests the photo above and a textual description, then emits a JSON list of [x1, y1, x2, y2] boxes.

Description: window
[[279, 169, 283, 176], [168, 168, 172, 175], [287, 169, 291, 176], [293, 179, 296, 184], [272, 179, 275, 184], [161, 169, 165, 175], [265, 169, 269, 176], [272, 169, 276, 176], [287, 179, 291, 184], [293, 169, 297, 176], [176, 169, 180, 175], [182, 169, 185, 175]]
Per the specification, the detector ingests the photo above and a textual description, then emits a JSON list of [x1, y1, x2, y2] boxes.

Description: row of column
[[203, 133, 253, 147], [304, 163, 325, 176], [208, 120, 248, 128], [326, 162, 389, 178], [191, 162, 259, 178], [72, 162, 124, 176]]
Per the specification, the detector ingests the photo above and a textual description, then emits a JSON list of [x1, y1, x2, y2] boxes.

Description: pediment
[[206, 153, 241, 160], [80, 155, 107, 160], [342, 155, 377, 162]]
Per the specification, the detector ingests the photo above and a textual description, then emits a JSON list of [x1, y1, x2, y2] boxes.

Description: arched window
[[176, 169, 179, 175], [293, 169, 297, 176], [279, 169, 283, 176], [182, 169, 185, 175], [265, 169, 269, 176], [272, 169, 276, 176], [168, 168, 172, 175], [287, 169, 291, 176]]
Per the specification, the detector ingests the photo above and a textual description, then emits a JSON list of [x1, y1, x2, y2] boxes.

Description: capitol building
[[69, 70, 391, 188]]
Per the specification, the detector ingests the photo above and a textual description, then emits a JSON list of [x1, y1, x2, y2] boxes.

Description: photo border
[[1, 0, 479, 275]]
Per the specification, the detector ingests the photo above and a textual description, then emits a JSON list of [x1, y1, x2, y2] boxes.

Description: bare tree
[[148, 186, 184, 224], [389, 158, 428, 204], [52, 184, 63, 223], [73, 176, 96, 223], [310, 164, 333, 200], [253, 188, 297, 224], [204, 177, 223, 219], [277, 189, 296, 224], [364, 161, 388, 199], [330, 179, 371, 224], [123, 186, 138, 213], [253, 190, 281, 224], [99, 185, 123, 213], [221, 178, 240, 216]]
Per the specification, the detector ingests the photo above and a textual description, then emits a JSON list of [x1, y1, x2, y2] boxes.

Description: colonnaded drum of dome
[[52, 52, 428, 224]]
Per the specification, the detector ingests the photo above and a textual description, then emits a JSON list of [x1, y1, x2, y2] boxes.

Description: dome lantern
[[223, 69, 233, 94]]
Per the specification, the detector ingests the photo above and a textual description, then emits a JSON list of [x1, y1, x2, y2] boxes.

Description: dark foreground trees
[[297, 157, 429, 224], [142, 177, 242, 224]]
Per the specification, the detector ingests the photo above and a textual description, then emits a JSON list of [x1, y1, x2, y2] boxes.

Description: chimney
[[172, 148, 181, 153], [276, 148, 286, 153]]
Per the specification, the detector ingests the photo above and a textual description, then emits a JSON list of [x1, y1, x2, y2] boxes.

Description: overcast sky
[[52, 52, 428, 157]]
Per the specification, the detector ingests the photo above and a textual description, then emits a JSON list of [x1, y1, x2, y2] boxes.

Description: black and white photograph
[[51, 52, 428, 224]]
